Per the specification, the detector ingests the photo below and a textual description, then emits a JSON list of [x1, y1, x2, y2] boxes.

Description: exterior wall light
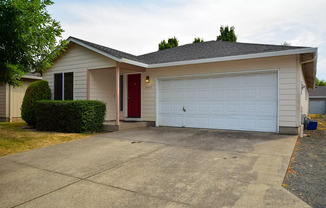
[[145, 76, 150, 84]]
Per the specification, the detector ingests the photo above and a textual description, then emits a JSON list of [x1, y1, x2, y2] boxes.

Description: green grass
[[0, 122, 95, 156]]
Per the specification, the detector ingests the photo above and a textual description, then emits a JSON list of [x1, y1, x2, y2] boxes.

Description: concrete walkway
[[0, 127, 309, 208]]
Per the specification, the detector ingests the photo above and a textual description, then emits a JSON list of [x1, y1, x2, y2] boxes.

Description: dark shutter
[[64, 72, 73, 100], [120, 75, 123, 111], [54, 73, 63, 100]]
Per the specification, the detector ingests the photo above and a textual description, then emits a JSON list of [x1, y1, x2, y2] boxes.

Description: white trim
[[149, 48, 317, 68], [155, 69, 279, 132], [277, 69, 280, 133], [87, 66, 115, 70], [156, 78, 159, 127], [68, 37, 121, 62], [310, 96, 326, 99], [121, 58, 148, 68], [157, 68, 279, 80], [22, 75, 42, 80]]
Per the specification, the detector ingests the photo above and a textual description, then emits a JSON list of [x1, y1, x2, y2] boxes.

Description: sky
[[48, 0, 326, 80]]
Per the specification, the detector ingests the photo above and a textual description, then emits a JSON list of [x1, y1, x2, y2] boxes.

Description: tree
[[217, 26, 237, 42], [282, 42, 291, 46], [315, 77, 326, 86], [0, 0, 67, 86], [193, 37, 204, 43], [158, 36, 179, 51]]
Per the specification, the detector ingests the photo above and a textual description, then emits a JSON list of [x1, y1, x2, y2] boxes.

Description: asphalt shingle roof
[[70, 37, 144, 63], [69, 36, 308, 65], [309, 86, 326, 97]]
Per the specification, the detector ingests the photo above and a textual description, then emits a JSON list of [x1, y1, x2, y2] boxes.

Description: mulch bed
[[283, 129, 326, 207]]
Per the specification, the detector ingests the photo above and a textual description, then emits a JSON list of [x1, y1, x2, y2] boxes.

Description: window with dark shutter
[[64, 72, 73, 100], [54, 73, 63, 100]]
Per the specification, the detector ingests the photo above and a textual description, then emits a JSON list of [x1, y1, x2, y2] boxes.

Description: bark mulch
[[283, 116, 326, 208]]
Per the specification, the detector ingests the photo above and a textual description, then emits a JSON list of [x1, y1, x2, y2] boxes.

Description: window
[[54, 73, 63, 100], [54, 72, 73, 100], [64, 72, 73, 100], [120, 75, 123, 111]]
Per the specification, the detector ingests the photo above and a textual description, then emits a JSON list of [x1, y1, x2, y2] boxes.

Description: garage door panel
[[258, 73, 277, 85], [226, 103, 240, 113], [184, 90, 197, 100], [242, 118, 257, 130], [211, 77, 226, 88], [241, 75, 257, 86], [172, 103, 184, 113], [197, 103, 210, 113], [172, 116, 183, 126], [160, 103, 172, 113], [258, 103, 277, 115], [185, 104, 196, 113], [210, 117, 224, 129], [212, 103, 224, 112], [158, 72, 277, 132], [259, 88, 277, 100], [198, 90, 211, 99], [172, 79, 184, 88], [225, 117, 240, 129], [226, 89, 241, 99], [159, 116, 172, 126], [184, 79, 198, 88], [197, 78, 211, 88], [211, 90, 224, 99], [243, 89, 257, 99], [160, 80, 173, 89], [159, 90, 172, 101], [172, 91, 184, 101], [242, 103, 257, 113], [258, 118, 276, 130], [184, 116, 196, 126]]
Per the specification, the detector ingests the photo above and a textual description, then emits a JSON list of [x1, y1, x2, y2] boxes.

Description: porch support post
[[115, 63, 120, 126]]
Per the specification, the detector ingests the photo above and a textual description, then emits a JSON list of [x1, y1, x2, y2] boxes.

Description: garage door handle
[[183, 106, 186, 112]]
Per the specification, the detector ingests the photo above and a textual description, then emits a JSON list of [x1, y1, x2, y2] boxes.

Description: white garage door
[[157, 72, 278, 132]]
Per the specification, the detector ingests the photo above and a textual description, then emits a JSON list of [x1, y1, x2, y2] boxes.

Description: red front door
[[128, 74, 141, 118]]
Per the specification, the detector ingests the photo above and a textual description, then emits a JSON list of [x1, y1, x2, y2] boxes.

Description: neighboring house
[[0, 74, 42, 122], [43, 36, 317, 135], [309, 86, 326, 114]]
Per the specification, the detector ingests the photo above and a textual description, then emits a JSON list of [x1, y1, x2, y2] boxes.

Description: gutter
[[8, 85, 12, 122]]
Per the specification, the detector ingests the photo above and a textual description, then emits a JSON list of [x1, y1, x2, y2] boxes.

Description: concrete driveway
[[0, 127, 309, 208]]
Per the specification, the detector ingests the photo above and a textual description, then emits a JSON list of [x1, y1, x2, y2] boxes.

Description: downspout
[[300, 56, 316, 65], [8, 85, 12, 122]]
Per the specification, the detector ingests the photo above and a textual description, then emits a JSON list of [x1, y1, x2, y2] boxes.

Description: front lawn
[[0, 122, 95, 156]]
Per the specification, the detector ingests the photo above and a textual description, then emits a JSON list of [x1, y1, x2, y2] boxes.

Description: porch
[[86, 62, 148, 129], [103, 121, 155, 132]]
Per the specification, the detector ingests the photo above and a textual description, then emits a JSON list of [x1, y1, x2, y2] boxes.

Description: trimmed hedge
[[21, 80, 51, 126], [35, 100, 106, 133]]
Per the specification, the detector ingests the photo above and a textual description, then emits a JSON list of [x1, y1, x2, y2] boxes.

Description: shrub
[[21, 80, 51, 126], [35, 100, 106, 133]]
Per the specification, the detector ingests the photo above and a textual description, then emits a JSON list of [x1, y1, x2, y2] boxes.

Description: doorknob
[[183, 106, 186, 112]]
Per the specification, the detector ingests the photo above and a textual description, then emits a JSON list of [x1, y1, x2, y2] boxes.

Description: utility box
[[307, 121, 318, 130]]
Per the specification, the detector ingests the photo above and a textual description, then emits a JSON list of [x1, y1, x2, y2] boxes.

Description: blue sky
[[48, 0, 326, 80]]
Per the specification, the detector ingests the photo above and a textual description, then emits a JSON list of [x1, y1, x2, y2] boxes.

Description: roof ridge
[[68, 36, 144, 62]]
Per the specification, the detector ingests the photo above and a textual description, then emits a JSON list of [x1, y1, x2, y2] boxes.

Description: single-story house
[[0, 74, 42, 122], [43, 36, 318, 135], [309, 86, 326, 114]]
